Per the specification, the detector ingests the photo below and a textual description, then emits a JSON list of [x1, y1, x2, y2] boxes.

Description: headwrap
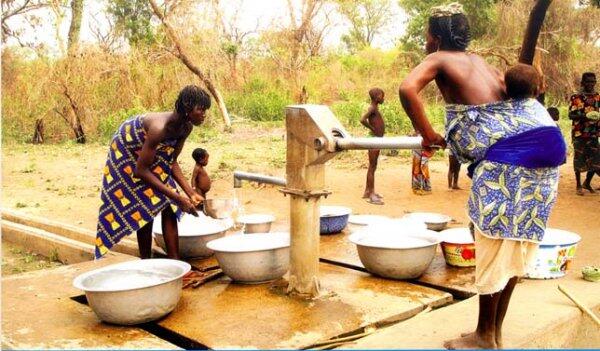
[[430, 2, 465, 17]]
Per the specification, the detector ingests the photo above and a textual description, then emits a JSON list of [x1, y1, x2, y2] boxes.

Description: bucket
[[439, 228, 475, 267], [526, 228, 581, 279]]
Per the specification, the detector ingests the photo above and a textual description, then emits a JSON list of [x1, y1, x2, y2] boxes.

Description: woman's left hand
[[190, 192, 204, 207]]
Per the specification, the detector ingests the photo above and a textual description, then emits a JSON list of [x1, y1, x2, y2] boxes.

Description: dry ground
[[2, 125, 599, 272]]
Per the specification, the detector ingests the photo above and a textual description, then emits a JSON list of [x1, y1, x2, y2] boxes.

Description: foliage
[[336, 0, 394, 52], [107, 0, 157, 46]]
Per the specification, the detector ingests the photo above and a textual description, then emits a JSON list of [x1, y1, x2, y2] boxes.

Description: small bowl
[[237, 214, 275, 234], [207, 232, 290, 283], [439, 228, 475, 267], [203, 199, 236, 219], [403, 212, 452, 231], [320, 206, 352, 234]]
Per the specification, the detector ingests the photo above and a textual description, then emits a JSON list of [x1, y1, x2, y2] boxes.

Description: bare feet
[[366, 193, 384, 205], [362, 191, 370, 199], [582, 183, 596, 194], [460, 331, 503, 349], [576, 187, 584, 196], [374, 193, 384, 199], [444, 331, 497, 349], [452, 185, 461, 190]]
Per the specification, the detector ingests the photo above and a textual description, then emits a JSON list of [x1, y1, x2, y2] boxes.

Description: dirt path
[[2, 142, 599, 271]]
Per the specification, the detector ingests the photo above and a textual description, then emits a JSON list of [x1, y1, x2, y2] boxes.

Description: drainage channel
[[319, 259, 475, 301], [70, 295, 209, 350]]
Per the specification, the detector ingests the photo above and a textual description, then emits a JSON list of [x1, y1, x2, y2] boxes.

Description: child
[[447, 150, 461, 190], [411, 130, 432, 195], [191, 148, 211, 198], [360, 87, 385, 205], [547, 107, 559, 125]]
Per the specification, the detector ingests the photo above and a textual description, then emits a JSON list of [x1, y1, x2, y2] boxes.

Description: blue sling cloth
[[445, 98, 564, 243]]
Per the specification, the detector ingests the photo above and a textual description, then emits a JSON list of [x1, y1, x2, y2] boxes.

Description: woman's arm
[[134, 123, 197, 215], [399, 55, 446, 148]]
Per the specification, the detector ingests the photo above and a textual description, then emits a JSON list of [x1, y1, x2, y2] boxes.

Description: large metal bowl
[[207, 232, 290, 283], [72, 259, 190, 325], [403, 212, 452, 231], [349, 229, 439, 280], [203, 198, 236, 219], [237, 214, 275, 234], [153, 213, 232, 258]]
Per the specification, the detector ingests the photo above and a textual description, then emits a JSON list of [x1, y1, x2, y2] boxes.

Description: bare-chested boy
[[360, 88, 385, 205], [191, 148, 211, 198]]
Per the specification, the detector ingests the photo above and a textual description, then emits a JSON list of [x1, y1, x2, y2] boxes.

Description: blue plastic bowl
[[320, 206, 351, 235]]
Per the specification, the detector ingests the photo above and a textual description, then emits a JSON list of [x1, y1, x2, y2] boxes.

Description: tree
[[67, 0, 82, 51], [398, 0, 498, 51], [107, 0, 156, 46], [336, 0, 393, 52], [1, 0, 50, 48], [148, 0, 232, 130], [211, 0, 256, 86]]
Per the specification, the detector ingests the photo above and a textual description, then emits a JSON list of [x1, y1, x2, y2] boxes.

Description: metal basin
[[237, 214, 275, 234], [153, 213, 232, 258], [349, 229, 439, 280], [72, 259, 190, 325], [207, 232, 290, 283], [320, 206, 352, 234], [203, 198, 236, 219], [403, 212, 451, 231]]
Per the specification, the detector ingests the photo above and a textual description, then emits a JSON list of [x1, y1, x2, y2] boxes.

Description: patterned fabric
[[412, 149, 432, 194], [446, 98, 560, 243], [95, 116, 181, 258], [573, 137, 600, 172], [569, 92, 600, 139]]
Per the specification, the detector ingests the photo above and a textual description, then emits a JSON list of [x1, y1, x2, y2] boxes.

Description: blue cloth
[[467, 126, 567, 178], [445, 98, 561, 243]]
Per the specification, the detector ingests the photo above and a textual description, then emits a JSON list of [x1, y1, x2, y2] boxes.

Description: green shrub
[[226, 79, 292, 121], [97, 106, 146, 142]]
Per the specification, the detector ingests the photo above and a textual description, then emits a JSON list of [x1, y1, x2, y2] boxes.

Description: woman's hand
[[190, 192, 204, 207], [422, 131, 447, 151], [176, 194, 198, 216]]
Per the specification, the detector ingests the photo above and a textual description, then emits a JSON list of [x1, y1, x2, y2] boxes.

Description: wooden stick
[[557, 284, 600, 327]]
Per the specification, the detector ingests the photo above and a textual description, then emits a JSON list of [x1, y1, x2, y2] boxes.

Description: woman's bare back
[[433, 51, 505, 105]]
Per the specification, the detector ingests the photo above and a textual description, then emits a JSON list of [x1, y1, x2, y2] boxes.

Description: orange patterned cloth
[[95, 116, 180, 258]]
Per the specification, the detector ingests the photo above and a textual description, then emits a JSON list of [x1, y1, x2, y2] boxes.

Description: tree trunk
[[519, 0, 552, 65], [32, 119, 44, 144], [67, 0, 83, 52], [148, 0, 232, 130]]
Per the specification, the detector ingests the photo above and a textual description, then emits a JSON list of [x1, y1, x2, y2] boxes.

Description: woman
[[399, 3, 563, 349], [95, 85, 209, 260]]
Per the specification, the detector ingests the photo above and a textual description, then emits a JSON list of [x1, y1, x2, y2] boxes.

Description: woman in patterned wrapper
[[399, 3, 565, 349], [95, 85, 209, 260]]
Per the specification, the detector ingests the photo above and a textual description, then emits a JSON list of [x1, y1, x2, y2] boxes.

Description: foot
[[582, 183, 596, 194], [374, 193, 384, 199], [576, 187, 584, 196], [452, 185, 462, 190], [366, 194, 384, 205], [460, 331, 502, 349], [362, 191, 370, 199], [444, 331, 497, 349]]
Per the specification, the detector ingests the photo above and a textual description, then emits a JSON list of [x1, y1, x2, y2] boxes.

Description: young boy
[[360, 87, 385, 205], [547, 107, 559, 125], [191, 148, 211, 198], [411, 130, 432, 195], [447, 150, 461, 190], [399, 3, 564, 348]]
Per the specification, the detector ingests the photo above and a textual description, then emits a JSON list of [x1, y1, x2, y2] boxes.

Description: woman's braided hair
[[175, 85, 211, 118], [428, 3, 471, 52]]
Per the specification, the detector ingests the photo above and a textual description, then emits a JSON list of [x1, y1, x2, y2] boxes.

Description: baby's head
[[547, 107, 559, 122], [192, 148, 209, 166], [504, 63, 540, 100], [369, 87, 385, 104]]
